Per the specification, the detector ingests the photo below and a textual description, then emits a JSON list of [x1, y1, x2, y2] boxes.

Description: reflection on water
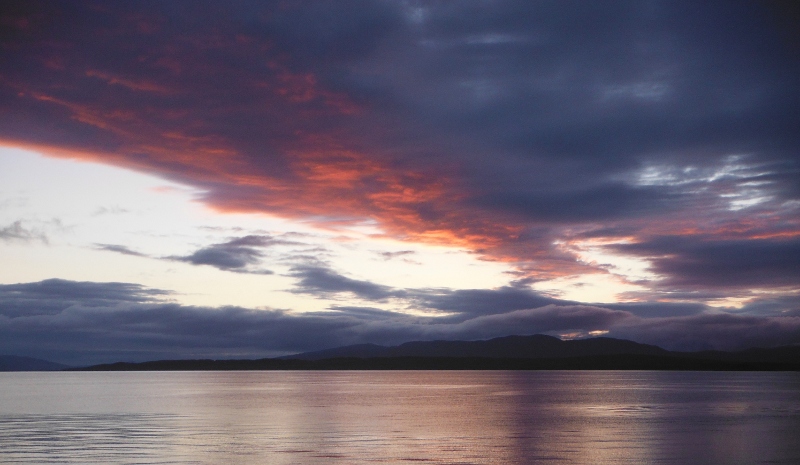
[[1, 371, 798, 464]]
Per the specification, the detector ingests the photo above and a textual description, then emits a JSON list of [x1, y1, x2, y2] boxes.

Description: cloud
[[406, 286, 563, 319], [95, 234, 308, 273], [95, 243, 146, 257], [0, 221, 47, 243], [2, 279, 799, 365], [474, 184, 683, 223], [0, 302, 353, 366], [289, 265, 396, 300], [327, 305, 402, 320], [377, 250, 416, 260], [176, 247, 262, 270], [0, 278, 170, 318], [286, 265, 566, 316], [602, 301, 707, 318], [284, 265, 721, 321], [92, 206, 130, 216], [608, 312, 800, 352], [735, 295, 800, 317], [615, 236, 800, 289], [169, 235, 280, 274], [449, 305, 633, 341]]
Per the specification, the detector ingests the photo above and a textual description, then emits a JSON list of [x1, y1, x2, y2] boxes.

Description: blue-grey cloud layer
[[2, 279, 798, 365]]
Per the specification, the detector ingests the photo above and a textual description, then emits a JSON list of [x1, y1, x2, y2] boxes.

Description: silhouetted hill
[[0, 355, 69, 371], [284, 335, 669, 360], [72, 335, 800, 371]]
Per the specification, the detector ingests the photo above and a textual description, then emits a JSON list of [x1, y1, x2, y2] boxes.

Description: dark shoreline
[[71, 354, 800, 371]]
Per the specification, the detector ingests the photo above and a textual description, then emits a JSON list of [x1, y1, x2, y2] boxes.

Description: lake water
[[1, 371, 799, 464]]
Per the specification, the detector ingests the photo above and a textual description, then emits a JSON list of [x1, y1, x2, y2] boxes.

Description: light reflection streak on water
[[0, 371, 799, 464]]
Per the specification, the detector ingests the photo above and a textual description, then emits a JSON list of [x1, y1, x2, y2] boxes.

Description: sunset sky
[[1, 0, 799, 365]]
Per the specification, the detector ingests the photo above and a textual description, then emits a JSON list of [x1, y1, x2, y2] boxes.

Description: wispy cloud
[[94, 243, 147, 257], [92, 206, 130, 216], [0, 221, 48, 244], [377, 250, 416, 260]]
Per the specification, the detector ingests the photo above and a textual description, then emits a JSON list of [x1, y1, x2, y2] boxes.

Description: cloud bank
[[2, 279, 798, 365]]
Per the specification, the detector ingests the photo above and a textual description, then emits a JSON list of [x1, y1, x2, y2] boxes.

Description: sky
[[1, 0, 799, 365]]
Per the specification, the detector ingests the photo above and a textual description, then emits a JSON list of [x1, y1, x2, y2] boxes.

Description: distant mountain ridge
[[282, 335, 670, 360], [64, 335, 800, 371], [0, 355, 69, 371]]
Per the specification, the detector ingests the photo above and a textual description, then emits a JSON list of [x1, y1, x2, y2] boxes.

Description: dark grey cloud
[[608, 312, 800, 352], [475, 184, 684, 222], [0, 302, 355, 366], [178, 247, 262, 270], [170, 235, 282, 274], [96, 234, 307, 272], [286, 265, 563, 316], [326, 305, 402, 320], [615, 236, 800, 289], [0, 279, 170, 318], [264, 0, 403, 65], [603, 301, 707, 318], [365, 0, 799, 165], [2, 279, 799, 365], [449, 305, 633, 341], [735, 295, 800, 317], [407, 286, 563, 319], [289, 265, 396, 300]]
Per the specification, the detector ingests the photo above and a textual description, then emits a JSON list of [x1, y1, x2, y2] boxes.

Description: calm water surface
[[0, 371, 798, 464]]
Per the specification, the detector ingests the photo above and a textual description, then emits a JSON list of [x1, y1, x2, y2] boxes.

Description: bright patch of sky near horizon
[[0, 146, 663, 309]]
